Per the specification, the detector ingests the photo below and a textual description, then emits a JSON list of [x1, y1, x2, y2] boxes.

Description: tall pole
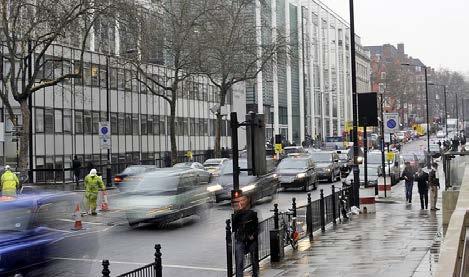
[[28, 40, 33, 182], [380, 94, 387, 197], [444, 85, 448, 136], [106, 56, 112, 186], [424, 67, 430, 168], [349, 0, 360, 207], [456, 93, 459, 132]]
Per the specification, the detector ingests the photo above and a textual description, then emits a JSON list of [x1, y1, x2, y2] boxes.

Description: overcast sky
[[324, 0, 469, 75]]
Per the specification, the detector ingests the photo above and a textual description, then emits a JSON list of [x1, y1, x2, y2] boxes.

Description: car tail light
[[113, 176, 123, 183]]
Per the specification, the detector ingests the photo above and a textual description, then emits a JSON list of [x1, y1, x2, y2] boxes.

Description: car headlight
[[241, 184, 256, 192], [296, 173, 307, 179], [272, 173, 278, 178], [207, 184, 223, 192], [325, 168, 331, 172]]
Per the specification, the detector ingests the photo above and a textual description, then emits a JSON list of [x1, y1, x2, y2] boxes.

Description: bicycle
[[281, 211, 299, 250]]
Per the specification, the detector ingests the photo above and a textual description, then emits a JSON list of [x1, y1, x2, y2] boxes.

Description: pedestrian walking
[[401, 162, 415, 203], [163, 152, 171, 168], [429, 163, 440, 211], [232, 195, 259, 277], [72, 155, 81, 187], [84, 169, 106, 215], [1, 165, 19, 196], [414, 167, 429, 209]]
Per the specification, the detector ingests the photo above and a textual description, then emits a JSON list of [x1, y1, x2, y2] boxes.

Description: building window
[[160, 116, 166, 135], [190, 118, 195, 136], [35, 108, 44, 133], [141, 114, 147, 135], [132, 114, 139, 135], [147, 115, 153, 135], [63, 109, 72, 133], [118, 113, 125, 134], [125, 113, 132, 135], [380, 72, 386, 80], [55, 109, 63, 133], [83, 111, 92, 134], [111, 112, 118, 135], [44, 109, 54, 134], [75, 111, 83, 134], [92, 111, 100, 134], [154, 115, 160, 135]]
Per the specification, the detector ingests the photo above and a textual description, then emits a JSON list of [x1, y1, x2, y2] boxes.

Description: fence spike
[[102, 259, 110, 277], [155, 244, 162, 277]]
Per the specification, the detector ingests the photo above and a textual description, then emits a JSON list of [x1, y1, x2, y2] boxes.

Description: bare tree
[[123, 0, 209, 165], [195, 0, 286, 157], [0, 0, 124, 177]]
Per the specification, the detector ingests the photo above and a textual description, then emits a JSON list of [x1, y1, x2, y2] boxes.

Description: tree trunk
[[19, 100, 30, 180], [214, 113, 223, 158], [169, 101, 177, 165]]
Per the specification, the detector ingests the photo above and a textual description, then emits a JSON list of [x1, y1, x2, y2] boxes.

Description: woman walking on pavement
[[414, 167, 429, 209], [401, 162, 415, 203]]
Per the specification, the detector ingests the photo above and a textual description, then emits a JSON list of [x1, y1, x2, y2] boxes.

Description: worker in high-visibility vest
[[84, 169, 106, 215], [1, 165, 20, 196]]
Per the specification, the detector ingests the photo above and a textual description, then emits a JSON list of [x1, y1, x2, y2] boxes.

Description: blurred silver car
[[114, 168, 213, 227], [203, 158, 229, 176]]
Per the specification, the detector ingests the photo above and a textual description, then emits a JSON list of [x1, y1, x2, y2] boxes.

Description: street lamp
[[401, 63, 431, 168], [429, 83, 448, 136]]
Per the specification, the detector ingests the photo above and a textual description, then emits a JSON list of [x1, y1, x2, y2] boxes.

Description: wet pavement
[[260, 181, 442, 277]]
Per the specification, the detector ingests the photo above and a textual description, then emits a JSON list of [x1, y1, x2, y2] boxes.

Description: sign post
[[383, 113, 399, 134], [99, 122, 111, 150]]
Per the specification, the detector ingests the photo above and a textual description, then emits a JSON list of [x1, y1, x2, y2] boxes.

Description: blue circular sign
[[101, 127, 109, 135], [387, 119, 397, 129]]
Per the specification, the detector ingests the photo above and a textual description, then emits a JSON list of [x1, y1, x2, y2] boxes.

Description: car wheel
[[328, 173, 334, 183], [128, 221, 139, 228]]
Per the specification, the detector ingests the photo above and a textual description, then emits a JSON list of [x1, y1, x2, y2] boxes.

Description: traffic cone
[[71, 203, 84, 231], [100, 191, 109, 212]]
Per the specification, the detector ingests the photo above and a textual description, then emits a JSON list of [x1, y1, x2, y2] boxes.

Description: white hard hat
[[4, 165, 10, 170], [90, 168, 97, 176]]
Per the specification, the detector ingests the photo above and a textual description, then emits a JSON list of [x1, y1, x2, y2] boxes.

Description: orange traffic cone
[[100, 191, 109, 212], [71, 203, 84, 230]]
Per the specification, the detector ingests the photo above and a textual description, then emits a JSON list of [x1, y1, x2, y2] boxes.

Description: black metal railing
[[102, 244, 162, 277], [226, 185, 353, 276]]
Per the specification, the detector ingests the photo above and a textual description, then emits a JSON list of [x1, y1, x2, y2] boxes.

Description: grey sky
[[324, 0, 469, 74]]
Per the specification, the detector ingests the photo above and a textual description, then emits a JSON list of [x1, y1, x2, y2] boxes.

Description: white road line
[[50, 257, 227, 272], [58, 218, 107, 225]]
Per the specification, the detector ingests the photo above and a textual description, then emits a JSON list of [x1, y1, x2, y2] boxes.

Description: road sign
[[99, 121, 111, 150], [384, 133, 391, 143], [384, 113, 399, 133]]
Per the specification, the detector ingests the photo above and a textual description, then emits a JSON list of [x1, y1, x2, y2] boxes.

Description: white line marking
[[51, 257, 227, 272], [58, 218, 107, 225]]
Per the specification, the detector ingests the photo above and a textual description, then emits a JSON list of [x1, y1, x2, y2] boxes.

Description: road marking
[[58, 218, 107, 225], [51, 257, 227, 272]]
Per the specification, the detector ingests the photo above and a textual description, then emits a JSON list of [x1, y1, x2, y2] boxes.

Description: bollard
[[270, 203, 283, 262], [273, 203, 279, 230], [102, 260, 110, 277], [306, 193, 313, 241], [291, 197, 297, 218], [225, 219, 233, 277], [331, 185, 337, 225], [155, 244, 162, 277], [320, 189, 325, 232]]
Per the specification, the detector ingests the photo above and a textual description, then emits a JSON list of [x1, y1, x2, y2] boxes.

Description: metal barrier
[[102, 244, 162, 277]]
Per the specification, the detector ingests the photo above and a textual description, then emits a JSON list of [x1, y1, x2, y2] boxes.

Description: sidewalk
[[260, 182, 442, 277]]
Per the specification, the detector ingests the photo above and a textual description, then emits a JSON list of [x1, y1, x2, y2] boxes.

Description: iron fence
[[102, 244, 162, 277]]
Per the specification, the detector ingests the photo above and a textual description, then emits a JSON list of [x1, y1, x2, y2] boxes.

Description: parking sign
[[383, 113, 399, 133]]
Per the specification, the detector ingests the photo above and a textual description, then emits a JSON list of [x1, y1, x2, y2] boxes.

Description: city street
[[42, 174, 344, 277]]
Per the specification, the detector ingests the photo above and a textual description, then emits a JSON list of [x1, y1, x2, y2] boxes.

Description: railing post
[[155, 244, 162, 277], [320, 189, 325, 232], [270, 203, 282, 262], [102, 260, 110, 277], [273, 203, 279, 230], [291, 197, 297, 218], [306, 193, 313, 241], [226, 219, 233, 277], [332, 185, 337, 224]]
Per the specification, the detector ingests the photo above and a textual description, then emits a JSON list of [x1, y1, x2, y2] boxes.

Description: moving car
[[343, 165, 382, 187], [337, 151, 351, 177], [113, 165, 158, 191], [436, 130, 446, 138], [276, 156, 318, 191], [173, 162, 205, 170], [211, 158, 279, 203], [283, 146, 306, 155], [325, 136, 345, 150], [115, 168, 214, 227], [203, 158, 229, 176], [310, 151, 341, 182]]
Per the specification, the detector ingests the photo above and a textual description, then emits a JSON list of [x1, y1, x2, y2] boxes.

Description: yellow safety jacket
[[1, 170, 19, 195], [84, 174, 105, 194]]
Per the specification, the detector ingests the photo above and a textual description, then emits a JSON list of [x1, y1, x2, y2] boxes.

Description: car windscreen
[[325, 137, 343, 142], [277, 159, 308, 170], [284, 148, 303, 154], [367, 154, 382, 164], [311, 153, 331, 163], [221, 160, 248, 175], [134, 175, 180, 195], [338, 154, 348, 160], [122, 166, 148, 175], [0, 207, 32, 232], [401, 155, 416, 161], [358, 167, 379, 177], [173, 163, 191, 168]]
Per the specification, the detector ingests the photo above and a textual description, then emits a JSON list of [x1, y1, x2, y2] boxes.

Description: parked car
[[283, 146, 306, 155], [396, 131, 406, 142], [113, 165, 158, 191], [336, 151, 351, 177], [436, 130, 446, 138], [276, 156, 318, 191], [173, 162, 205, 170], [211, 158, 279, 203], [203, 158, 229, 176], [324, 136, 345, 150], [310, 151, 341, 182], [114, 168, 214, 227], [343, 165, 382, 187]]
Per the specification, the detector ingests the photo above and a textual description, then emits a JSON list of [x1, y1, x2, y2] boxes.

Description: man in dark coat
[[72, 156, 81, 187], [414, 167, 429, 209], [401, 162, 415, 203], [232, 195, 259, 277], [163, 152, 171, 168]]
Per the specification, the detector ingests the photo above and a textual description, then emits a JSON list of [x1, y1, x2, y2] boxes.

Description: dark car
[[310, 151, 341, 182], [276, 156, 318, 191], [114, 168, 213, 227], [211, 158, 279, 203], [0, 192, 91, 276], [113, 165, 158, 191], [337, 151, 351, 177]]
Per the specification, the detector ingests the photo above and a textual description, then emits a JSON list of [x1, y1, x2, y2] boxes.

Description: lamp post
[[401, 63, 430, 168], [429, 83, 448, 136]]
